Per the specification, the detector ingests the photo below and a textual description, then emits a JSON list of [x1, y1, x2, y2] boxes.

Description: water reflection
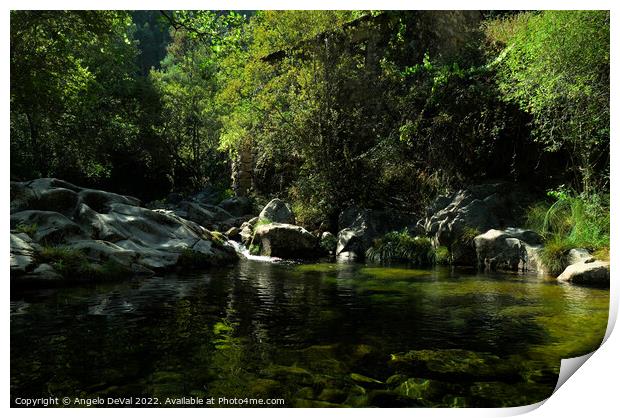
[[11, 260, 609, 407]]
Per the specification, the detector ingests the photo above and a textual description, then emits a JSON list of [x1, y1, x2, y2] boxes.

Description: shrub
[[249, 243, 261, 256], [433, 246, 451, 265], [526, 187, 610, 273], [539, 237, 573, 276], [526, 188, 609, 248], [366, 229, 434, 265], [320, 233, 338, 254]]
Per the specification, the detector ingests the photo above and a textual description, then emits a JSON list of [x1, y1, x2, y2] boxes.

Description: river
[[10, 258, 609, 407]]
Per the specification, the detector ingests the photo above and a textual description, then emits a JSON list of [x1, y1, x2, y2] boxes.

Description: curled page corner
[[553, 352, 596, 393]]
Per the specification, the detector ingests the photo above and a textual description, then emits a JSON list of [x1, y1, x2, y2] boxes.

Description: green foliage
[[539, 237, 573, 276], [320, 233, 338, 254], [366, 229, 434, 266], [35, 246, 132, 281], [10, 10, 609, 222], [15, 223, 38, 237], [526, 187, 609, 249], [487, 11, 610, 192], [433, 246, 451, 265], [255, 218, 273, 228], [526, 187, 609, 273], [458, 227, 481, 246], [248, 243, 261, 256]]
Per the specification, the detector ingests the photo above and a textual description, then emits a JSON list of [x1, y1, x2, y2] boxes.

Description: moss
[[255, 218, 273, 228], [15, 222, 38, 237], [359, 267, 431, 280], [35, 246, 132, 281], [593, 246, 609, 261], [433, 246, 451, 265]]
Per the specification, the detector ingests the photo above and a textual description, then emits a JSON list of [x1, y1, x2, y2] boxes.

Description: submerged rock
[[389, 349, 516, 381], [10, 178, 238, 283], [557, 260, 610, 287], [252, 223, 320, 259]]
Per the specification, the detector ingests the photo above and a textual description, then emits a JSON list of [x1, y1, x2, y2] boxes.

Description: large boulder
[[10, 178, 238, 282], [259, 199, 296, 224], [252, 223, 320, 259], [172, 201, 234, 228], [418, 183, 536, 266], [336, 206, 417, 260], [473, 228, 543, 272], [557, 260, 610, 287]]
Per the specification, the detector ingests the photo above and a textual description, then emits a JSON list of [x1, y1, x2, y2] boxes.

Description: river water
[[10, 259, 609, 407]]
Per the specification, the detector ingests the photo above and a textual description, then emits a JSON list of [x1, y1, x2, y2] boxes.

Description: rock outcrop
[[417, 183, 535, 266], [336, 207, 417, 260], [10, 179, 238, 282], [473, 228, 543, 272]]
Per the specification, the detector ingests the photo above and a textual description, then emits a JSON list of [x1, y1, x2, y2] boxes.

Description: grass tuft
[[366, 229, 434, 266]]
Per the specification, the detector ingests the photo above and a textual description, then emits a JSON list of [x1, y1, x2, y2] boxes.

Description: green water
[[10, 260, 609, 407]]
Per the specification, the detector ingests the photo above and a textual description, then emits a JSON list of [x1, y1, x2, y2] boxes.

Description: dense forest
[[10, 10, 610, 254]]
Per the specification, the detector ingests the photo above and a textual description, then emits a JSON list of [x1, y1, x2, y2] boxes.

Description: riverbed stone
[[567, 248, 593, 265], [474, 228, 543, 272], [10, 233, 38, 273], [557, 260, 610, 287], [253, 222, 319, 258]]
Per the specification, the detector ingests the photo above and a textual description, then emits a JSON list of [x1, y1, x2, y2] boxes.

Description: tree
[[10, 11, 137, 182], [486, 11, 610, 193]]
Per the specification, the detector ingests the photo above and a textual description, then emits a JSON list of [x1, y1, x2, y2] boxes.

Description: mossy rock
[[389, 349, 516, 381], [294, 386, 315, 399], [293, 399, 347, 408], [393, 378, 443, 401], [249, 378, 281, 397], [262, 364, 314, 385], [349, 372, 383, 386], [317, 388, 348, 403]]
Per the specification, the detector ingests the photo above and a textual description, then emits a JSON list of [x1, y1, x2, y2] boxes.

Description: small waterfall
[[227, 240, 282, 263]]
